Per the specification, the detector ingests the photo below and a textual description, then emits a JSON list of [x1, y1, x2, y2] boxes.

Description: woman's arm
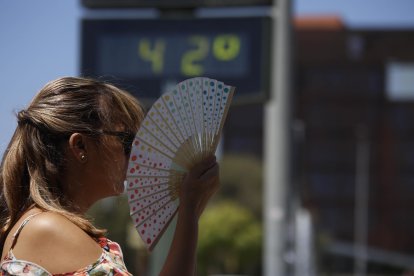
[[159, 156, 220, 276]]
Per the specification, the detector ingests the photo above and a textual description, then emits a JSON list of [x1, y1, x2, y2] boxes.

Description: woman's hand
[[180, 155, 220, 218], [160, 155, 220, 276]]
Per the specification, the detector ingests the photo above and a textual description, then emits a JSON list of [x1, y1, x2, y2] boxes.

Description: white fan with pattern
[[125, 77, 235, 251]]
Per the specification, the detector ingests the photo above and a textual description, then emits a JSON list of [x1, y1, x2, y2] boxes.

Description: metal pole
[[354, 125, 370, 276], [295, 208, 316, 276], [264, 0, 292, 275]]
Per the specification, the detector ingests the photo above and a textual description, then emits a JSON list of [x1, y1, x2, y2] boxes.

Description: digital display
[[81, 17, 270, 103], [98, 33, 249, 77]]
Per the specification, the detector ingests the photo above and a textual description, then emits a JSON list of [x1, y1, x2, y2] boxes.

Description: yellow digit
[[181, 36, 209, 76], [138, 39, 165, 74], [213, 34, 240, 61]]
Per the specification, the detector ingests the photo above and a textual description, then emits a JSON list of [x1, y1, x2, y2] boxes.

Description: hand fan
[[125, 77, 235, 251]]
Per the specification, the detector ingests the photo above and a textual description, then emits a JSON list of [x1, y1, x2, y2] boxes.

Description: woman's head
[[0, 76, 145, 242]]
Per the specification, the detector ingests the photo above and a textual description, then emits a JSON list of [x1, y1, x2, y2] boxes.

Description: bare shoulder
[[9, 212, 103, 274]]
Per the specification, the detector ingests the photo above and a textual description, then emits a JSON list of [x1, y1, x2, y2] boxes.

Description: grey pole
[[354, 125, 370, 276], [264, 0, 292, 275]]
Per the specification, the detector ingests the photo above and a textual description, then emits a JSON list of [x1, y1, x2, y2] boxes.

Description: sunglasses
[[99, 130, 135, 156]]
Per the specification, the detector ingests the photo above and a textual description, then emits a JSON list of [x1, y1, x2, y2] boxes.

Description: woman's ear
[[68, 133, 88, 163]]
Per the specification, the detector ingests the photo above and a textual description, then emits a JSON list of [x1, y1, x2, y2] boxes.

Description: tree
[[198, 200, 262, 275]]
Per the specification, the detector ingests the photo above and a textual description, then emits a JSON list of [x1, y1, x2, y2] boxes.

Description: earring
[[80, 153, 87, 162]]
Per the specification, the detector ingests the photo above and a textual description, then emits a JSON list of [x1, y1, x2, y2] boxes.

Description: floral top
[[0, 214, 131, 276]]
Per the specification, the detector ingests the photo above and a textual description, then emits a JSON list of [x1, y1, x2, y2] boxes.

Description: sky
[[1, 0, 414, 155]]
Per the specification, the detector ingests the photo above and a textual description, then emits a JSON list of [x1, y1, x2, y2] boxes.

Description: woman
[[0, 77, 219, 275]]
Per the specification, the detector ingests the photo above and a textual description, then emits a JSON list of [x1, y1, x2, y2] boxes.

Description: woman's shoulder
[[3, 211, 103, 274]]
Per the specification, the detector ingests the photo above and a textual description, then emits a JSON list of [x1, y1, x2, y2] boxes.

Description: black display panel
[[81, 17, 271, 103]]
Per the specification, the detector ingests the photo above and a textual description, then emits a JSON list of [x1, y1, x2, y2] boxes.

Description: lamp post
[[264, 0, 292, 275]]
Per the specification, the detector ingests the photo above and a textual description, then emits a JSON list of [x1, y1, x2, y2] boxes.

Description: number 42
[[138, 35, 241, 76]]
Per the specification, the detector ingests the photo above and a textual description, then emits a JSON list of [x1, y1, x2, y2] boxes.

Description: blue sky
[[0, 1, 80, 154], [1, 0, 414, 155]]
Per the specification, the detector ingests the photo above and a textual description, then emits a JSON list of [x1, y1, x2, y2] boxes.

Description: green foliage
[[218, 154, 263, 218], [197, 200, 262, 275]]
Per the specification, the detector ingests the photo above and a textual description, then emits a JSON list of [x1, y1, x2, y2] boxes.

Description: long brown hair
[[0, 77, 145, 249]]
